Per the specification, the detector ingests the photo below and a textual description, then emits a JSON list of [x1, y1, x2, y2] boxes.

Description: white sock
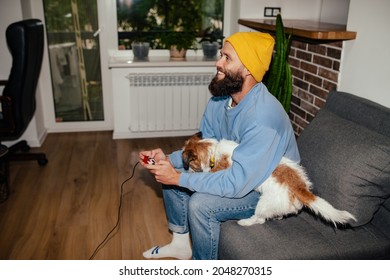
[[143, 232, 192, 260]]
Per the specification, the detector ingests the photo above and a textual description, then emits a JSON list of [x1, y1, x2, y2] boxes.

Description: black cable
[[89, 161, 140, 260]]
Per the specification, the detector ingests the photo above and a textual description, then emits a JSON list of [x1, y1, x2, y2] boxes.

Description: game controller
[[143, 155, 156, 165]]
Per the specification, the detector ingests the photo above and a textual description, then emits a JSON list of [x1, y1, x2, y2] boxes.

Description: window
[[43, 0, 104, 122], [116, 0, 224, 50]]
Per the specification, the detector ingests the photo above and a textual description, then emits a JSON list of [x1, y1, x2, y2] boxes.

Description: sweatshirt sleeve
[[179, 126, 284, 198], [169, 149, 184, 169]]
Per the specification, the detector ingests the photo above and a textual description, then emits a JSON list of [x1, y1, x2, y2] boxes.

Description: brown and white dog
[[182, 132, 356, 227]]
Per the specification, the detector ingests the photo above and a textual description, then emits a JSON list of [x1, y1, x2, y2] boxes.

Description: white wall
[[339, 0, 390, 108], [320, 0, 350, 25], [238, 0, 323, 22], [237, 0, 350, 29], [0, 0, 22, 80]]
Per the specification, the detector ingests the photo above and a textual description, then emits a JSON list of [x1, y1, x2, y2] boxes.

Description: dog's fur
[[182, 132, 357, 227]]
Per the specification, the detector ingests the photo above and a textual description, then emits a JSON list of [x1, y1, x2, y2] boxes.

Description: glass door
[[43, 0, 104, 122]]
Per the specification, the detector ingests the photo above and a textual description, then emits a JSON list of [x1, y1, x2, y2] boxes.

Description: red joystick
[[143, 155, 156, 165]]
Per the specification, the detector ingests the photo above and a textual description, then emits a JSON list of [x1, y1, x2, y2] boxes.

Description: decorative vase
[[202, 41, 219, 58], [131, 42, 150, 59], [169, 45, 187, 60]]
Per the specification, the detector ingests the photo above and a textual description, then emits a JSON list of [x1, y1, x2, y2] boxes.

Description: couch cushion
[[297, 106, 390, 227], [325, 91, 390, 138], [219, 211, 390, 259], [371, 197, 390, 239]]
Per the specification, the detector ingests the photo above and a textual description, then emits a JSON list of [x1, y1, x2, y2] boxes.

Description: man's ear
[[243, 67, 251, 77]]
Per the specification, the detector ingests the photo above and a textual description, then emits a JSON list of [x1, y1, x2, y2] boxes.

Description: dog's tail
[[276, 158, 357, 227], [306, 197, 357, 227], [293, 186, 357, 227]]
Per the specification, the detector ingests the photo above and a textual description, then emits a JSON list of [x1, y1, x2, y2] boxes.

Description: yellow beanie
[[225, 32, 275, 82]]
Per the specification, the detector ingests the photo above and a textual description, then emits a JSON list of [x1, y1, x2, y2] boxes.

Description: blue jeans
[[162, 185, 260, 260]]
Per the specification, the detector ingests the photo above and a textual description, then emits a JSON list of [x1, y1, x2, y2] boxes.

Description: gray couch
[[218, 90, 390, 259]]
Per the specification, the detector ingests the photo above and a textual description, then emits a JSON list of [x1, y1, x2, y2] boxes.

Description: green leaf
[[264, 14, 293, 113]]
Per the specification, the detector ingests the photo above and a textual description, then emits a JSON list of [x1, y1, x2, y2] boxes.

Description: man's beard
[[208, 69, 244, 97]]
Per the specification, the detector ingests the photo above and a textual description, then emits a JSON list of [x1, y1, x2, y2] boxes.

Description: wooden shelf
[[238, 18, 357, 41]]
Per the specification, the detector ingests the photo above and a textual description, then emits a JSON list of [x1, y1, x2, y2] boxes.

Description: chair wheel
[[21, 143, 31, 152], [38, 157, 48, 166]]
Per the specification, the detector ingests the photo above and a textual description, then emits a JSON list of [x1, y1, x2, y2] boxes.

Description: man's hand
[[146, 159, 181, 186], [139, 148, 166, 167], [139, 149, 181, 185]]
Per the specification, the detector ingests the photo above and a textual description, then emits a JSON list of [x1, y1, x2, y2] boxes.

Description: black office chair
[[0, 19, 48, 203]]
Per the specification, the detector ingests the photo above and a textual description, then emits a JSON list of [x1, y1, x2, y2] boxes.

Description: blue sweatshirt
[[169, 83, 300, 198]]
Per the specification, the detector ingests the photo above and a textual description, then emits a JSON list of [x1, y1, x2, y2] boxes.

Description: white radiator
[[127, 73, 214, 133]]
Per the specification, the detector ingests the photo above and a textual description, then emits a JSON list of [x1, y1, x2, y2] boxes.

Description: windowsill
[[108, 50, 217, 68]]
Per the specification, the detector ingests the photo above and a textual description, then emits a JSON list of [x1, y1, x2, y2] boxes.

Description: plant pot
[[169, 45, 187, 60], [202, 41, 219, 58], [131, 42, 150, 59]]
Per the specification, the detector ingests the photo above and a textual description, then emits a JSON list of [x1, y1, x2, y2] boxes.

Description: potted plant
[[199, 26, 223, 58], [117, 0, 153, 57], [264, 14, 293, 112], [131, 31, 150, 59], [156, 0, 202, 59], [131, 41, 150, 59], [199, 0, 224, 59], [161, 31, 198, 59]]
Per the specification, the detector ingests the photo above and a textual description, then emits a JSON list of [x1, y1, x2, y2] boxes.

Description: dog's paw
[[238, 216, 265, 226], [237, 219, 254, 226]]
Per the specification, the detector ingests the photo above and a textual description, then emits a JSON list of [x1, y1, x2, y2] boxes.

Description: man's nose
[[215, 56, 224, 68]]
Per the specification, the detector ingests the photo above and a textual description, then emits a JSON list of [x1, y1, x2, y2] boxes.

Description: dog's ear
[[188, 131, 202, 141], [184, 132, 200, 148], [182, 150, 193, 170]]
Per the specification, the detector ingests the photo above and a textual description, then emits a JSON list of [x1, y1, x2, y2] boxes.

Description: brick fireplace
[[289, 40, 343, 136]]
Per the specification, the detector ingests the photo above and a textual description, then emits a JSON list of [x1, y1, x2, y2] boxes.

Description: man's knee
[[188, 192, 212, 216]]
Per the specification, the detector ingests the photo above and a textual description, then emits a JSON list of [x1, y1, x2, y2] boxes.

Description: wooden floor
[[0, 131, 188, 260]]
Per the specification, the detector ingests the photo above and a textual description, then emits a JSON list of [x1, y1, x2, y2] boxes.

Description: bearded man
[[139, 32, 300, 260]]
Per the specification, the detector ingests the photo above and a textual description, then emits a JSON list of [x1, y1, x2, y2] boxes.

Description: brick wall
[[288, 40, 343, 135]]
